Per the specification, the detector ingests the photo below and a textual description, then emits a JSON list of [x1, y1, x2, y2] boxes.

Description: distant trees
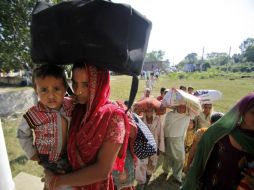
[[244, 46, 254, 62], [206, 52, 228, 66], [145, 50, 165, 61], [176, 37, 254, 73], [240, 38, 254, 63], [144, 50, 172, 72], [184, 53, 198, 65], [239, 37, 254, 53]]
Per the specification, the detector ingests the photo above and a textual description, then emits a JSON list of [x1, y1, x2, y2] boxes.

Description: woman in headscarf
[[182, 92, 254, 190], [194, 103, 213, 130], [139, 88, 153, 101], [135, 106, 165, 189], [45, 63, 130, 190]]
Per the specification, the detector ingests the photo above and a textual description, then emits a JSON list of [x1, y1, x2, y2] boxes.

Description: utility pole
[[200, 47, 205, 72], [227, 46, 231, 73]]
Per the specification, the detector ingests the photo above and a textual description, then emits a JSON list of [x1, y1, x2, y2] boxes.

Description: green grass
[[1, 75, 254, 189], [1, 115, 44, 178], [110, 75, 254, 113]]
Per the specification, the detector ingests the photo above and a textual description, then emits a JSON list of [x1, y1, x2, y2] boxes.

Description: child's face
[[35, 76, 66, 110]]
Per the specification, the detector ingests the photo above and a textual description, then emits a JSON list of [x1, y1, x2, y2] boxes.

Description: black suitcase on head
[[30, 0, 152, 109], [31, 0, 152, 76]]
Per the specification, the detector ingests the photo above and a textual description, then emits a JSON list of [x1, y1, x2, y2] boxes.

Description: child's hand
[[30, 153, 39, 161], [55, 169, 66, 174], [70, 95, 78, 104]]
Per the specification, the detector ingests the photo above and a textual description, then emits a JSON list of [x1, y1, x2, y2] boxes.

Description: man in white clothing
[[162, 105, 192, 185]]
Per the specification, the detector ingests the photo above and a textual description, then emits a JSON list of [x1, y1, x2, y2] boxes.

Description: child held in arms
[[17, 64, 73, 176]]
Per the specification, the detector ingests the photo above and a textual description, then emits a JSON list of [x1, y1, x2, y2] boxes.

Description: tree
[[0, 0, 37, 71], [232, 53, 241, 63], [0, 0, 63, 71], [145, 50, 165, 61], [206, 52, 228, 66], [201, 61, 211, 71], [177, 59, 188, 70], [239, 37, 254, 53], [184, 53, 198, 65], [244, 46, 254, 62]]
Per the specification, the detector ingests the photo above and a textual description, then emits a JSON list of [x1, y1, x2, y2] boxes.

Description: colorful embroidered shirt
[[17, 97, 73, 162]]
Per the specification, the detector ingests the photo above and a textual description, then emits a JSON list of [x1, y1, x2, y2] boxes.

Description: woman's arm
[[54, 141, 121, 188]]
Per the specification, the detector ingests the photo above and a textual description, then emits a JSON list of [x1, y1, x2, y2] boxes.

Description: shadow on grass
[[138, 154, 181, 190], [146, 172, 169, 190]]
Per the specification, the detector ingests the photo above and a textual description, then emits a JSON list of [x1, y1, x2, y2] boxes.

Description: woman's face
[[203, 104, 212, 116], [146, 108, 154, 118], [176, 105, 186, 113], [188, 120, 195, 130], [72, 67, 90, 104], [145, 90, 150, 97], [242, 107, 254, 130]]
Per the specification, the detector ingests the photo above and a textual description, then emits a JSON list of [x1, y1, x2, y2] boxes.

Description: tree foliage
[[145, 50, 165, 61], [0, 0, 62, 71], [239, 37, 254, 53], [206, 52, 228, 66], [244, 46, 254, 62], [184, 53, 198, 65], [0, 0, 37, 71]]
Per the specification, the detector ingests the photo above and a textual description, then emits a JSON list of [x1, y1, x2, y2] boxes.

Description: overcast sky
[[114, 0, 254, 65]]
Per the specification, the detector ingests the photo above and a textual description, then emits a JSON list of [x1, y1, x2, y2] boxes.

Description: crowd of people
[[17, 63, 254, 190]]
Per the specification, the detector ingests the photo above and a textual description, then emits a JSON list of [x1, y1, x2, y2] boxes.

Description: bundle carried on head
[[161, 88, 202, 117], [194, 89, 223, 104], [30, 0, 152, 109], [133, 97, 166, 115]]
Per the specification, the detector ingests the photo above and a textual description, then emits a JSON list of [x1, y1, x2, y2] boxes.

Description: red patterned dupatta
[[67, 64, 130, 189]]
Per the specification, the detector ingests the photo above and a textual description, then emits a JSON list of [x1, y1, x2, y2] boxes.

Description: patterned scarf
[[182, 92, 254, 190], [67, 64, 130, 189]]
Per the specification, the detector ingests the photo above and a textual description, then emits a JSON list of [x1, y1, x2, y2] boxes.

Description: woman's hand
[[241, 169, 254, 189], [44, 169, 60, 190]]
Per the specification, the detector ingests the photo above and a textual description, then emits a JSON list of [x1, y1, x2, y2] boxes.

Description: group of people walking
[[17, 63, 254, 190], [131, 85, 254, 190]]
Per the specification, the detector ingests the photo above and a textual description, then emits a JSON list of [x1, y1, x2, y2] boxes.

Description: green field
[[110, 75, 254, 113], [1, 75, 254, 189]]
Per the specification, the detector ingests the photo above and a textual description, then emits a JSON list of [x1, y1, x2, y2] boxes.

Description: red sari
[[67, 65, 130, 190]]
